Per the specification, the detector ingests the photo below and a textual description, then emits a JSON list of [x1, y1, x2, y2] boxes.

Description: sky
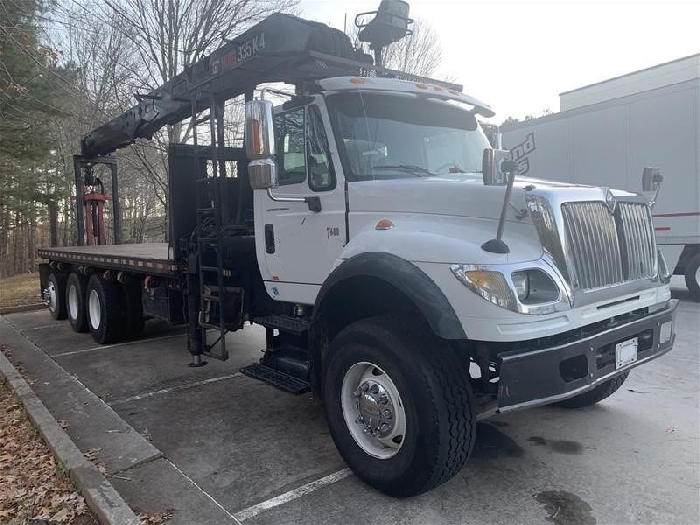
[[298, 0, 699, 123]]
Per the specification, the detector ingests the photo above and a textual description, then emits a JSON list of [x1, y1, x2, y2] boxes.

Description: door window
[[307, 106, 335, 191], [275, 108, 307, 185], [274, 105, 335, 191]]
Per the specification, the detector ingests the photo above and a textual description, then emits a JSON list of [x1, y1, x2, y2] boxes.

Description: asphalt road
[[3, 283, 698, 525]]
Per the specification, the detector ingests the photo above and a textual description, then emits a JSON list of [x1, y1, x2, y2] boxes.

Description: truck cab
[[244, 75, 677, 495]]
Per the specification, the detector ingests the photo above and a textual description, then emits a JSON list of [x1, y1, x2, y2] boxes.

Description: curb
[[0, 351, 141, 525], [0, 303, 46, 315]]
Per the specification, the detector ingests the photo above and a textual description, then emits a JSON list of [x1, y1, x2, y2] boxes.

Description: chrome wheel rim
[[68, 284, 79, 320], [88, 290, 101, 330], [695, 266, 700, 288], [341, 362, 406, 459], [48, 281, 57, 313]]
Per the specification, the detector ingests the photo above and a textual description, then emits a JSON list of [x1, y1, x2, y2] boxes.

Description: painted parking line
[[20, 323, 62, 332], [166, 459, 242, 525], [52, 333, 184, 358], [109, 372, 244, 406], [233, 468, 353, 522]]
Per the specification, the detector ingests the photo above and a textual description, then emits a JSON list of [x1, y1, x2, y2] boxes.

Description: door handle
[[266, 189, 321, 212], [265, 224, 275, 254]]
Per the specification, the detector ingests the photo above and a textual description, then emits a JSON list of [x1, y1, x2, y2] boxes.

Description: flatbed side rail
[[37, 248, 179, 276]]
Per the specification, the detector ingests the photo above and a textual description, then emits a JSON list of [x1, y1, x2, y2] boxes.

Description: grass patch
[[0, 273, 41, 309]]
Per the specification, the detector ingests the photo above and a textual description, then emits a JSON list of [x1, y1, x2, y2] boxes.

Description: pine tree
[[0, 0, 66, 276]]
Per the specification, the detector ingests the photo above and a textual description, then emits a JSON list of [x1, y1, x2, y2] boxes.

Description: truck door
[[254, 102, 346, 301]]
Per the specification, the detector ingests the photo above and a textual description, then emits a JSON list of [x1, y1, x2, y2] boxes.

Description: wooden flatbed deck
[[38, 243, 178, 276]]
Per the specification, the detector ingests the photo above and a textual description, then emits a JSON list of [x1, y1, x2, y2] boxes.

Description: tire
[[86, 274, 127, 344], [684, 253, 700, 302], [123, 281, 144, 340], [556, 372, 629, 409], [47, 272, 67, 320], [66, 273, 89, 333], [322, 315, 476, 497]]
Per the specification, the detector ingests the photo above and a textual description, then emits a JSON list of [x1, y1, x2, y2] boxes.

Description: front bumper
[[497, 299, 678, 411]]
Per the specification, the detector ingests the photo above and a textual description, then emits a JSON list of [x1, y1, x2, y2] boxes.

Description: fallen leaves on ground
[[83, 448, 106, 475], [139, 510, 175, 524], [0, 382, 97, 524]]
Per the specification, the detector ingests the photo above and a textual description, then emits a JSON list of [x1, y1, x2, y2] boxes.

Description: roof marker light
[[415, 83, 428, 89], [350, 78, 366, 84]]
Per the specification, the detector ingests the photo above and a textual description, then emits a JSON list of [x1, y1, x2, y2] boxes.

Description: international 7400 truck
[[38, 1, 678, 497]]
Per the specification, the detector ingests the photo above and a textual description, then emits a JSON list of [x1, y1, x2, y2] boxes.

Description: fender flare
[[312, 252, 466, 340]]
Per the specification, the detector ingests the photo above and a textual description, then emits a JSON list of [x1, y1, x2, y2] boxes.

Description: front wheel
[[556, 372, 629, 409], [684, 253, 700, 302], [323, 316, 476, 497]]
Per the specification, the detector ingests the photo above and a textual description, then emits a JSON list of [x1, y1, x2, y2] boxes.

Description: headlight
[[451, 264, 568, 314], [450, 267, 517, 311], [511, 269, 560, 304], [511, 272, 530, 300]]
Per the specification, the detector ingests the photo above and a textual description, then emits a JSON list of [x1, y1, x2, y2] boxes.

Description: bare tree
[[102, 0, 298, 142], [47, 0, 298, 239], [382, 19, 442, 78], [349, 18, 443, 78]]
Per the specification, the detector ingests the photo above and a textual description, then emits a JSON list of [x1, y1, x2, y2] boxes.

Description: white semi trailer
[[502, 55, 700, 300]]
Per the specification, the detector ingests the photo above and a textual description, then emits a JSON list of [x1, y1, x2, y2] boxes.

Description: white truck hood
[[348, 173, 602, 222]]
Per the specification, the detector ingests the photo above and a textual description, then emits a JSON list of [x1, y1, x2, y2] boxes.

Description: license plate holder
[[615, 337, 638, 369]]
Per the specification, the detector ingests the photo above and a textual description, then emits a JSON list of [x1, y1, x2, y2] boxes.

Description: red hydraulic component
[[71, 189, 113, 246], [83, 191, 112, 245], [72, 156, 121, 247]]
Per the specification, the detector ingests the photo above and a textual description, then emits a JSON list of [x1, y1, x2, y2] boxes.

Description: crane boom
[[81, 12, 463, 158], [81, 14, 358, 157]]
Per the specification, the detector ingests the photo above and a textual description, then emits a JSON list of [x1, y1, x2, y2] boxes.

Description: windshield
[[326, 91, 490, 181]]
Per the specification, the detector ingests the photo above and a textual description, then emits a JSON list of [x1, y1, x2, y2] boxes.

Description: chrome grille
[[562, 202, 624, 289], [618, 202, 656, 281], [561, 201, 656, 290]]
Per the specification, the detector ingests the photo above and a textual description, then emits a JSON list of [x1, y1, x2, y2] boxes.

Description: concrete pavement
[[1, 284, 698, 524]]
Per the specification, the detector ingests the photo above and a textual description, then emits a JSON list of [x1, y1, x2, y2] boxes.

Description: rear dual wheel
[[47, 272, 67, 320], [123, 281, 145, 340], [86, 275, 128, 344], [66, 273, 89, 333]]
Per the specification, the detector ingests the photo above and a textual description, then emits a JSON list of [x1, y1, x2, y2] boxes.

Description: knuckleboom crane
[[72, 1, 461, 363], [73, 1, 453, 244]]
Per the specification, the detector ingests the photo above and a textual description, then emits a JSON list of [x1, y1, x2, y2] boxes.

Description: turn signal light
[[375, 218, 394, 230]]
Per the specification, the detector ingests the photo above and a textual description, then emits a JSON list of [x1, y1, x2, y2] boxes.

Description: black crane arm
[[81, 14, 359, 157]]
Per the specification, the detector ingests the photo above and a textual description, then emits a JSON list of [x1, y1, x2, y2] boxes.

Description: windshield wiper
[[447, 165, 481, 174], [374, 165, 437, 177]]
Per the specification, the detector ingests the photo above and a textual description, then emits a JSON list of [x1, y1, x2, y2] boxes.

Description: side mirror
[[642, 167, 663, 192], [245, 99, 275, 159], [248, 159, 278, 190], [482, 148, 518, 186], [641, 167, 663, 208]]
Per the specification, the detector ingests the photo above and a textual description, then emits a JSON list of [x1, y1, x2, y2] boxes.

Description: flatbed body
[[38, 243, 178, 277]]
